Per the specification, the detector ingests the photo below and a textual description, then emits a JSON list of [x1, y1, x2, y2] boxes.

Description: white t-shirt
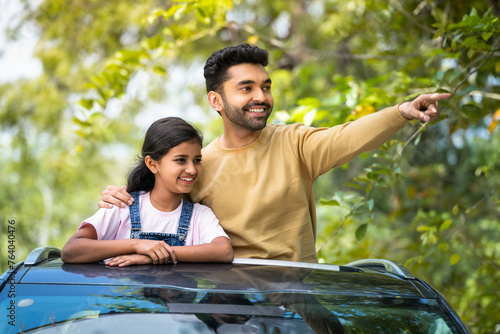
[[80, 192, 229, 245]]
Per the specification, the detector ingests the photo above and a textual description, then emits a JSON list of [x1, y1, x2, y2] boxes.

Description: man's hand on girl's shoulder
[[98, 185, 134, 209]]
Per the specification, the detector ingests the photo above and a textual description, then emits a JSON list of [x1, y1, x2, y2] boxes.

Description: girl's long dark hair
[[127, 117, 203, 193]]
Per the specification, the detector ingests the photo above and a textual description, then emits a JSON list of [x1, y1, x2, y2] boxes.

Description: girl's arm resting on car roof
[[62, 225, 232, 265], [61, 224, 178, 265], [170, 236, 234, 263], [105, 236, 233, 267], [105, 254, 154, 267]]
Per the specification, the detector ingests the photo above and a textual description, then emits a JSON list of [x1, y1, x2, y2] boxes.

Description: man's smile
[[247, 107, 266, 113], [244, 102, 271, 115]]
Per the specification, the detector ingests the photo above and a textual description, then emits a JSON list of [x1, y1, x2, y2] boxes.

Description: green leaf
[[482, 31, 493, 41], [195, 6, 211, 25], [458, 86, 477, 97], [355, 224, 368, 240], [345, 182, 365, 191], [451, 33, 463, 47], [440, 219, 452, 231], [443, 69, 461, 84], [173, 4, 189, 21], [319, 198, 340, 206], [438, 242, 449, 252], [368, 199, 374, 211], [165, 4, 183, 19], [375, 178, 388, 188], [88, 112, 103, 124], [450, 254, 461, 265], [351, 201, 366, 212], [79, 98, 94, 110], [475, 166, 489, 177], [467, 48, 476, 58], [372, 168, 391, 176], [428, 232, 437, 245], [152, 66, 167, 76], [417, 225, 431, 232], [72, 116, 87, 126], [460, 104, 481, 114], [144, 35, 163, 50]]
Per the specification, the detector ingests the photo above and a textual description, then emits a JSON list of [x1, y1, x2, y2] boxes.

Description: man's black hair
[[203, 43, 269, 94]]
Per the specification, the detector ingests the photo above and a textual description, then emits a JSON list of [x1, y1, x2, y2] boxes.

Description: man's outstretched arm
[[295, 92, 452, 178]]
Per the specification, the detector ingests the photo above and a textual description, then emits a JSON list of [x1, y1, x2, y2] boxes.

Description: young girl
[[62, 117, 233, 267]]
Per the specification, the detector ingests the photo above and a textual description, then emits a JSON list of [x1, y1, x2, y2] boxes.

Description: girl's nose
[[185, 162, 197, 174]]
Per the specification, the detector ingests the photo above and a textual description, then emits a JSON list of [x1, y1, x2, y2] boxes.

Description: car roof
[[1, 247, 471, 334], [5, 247, 431, 299]]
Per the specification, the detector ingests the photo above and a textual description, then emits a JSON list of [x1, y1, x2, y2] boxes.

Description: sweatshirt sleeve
[[190, 204, 229, 245], [289, 105, 409, 180]]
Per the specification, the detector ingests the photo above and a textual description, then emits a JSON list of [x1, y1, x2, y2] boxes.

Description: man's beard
[[221, 97, 273, 131]]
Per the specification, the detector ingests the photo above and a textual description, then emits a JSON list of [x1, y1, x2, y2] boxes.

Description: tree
[[1, 0, 499, 332]]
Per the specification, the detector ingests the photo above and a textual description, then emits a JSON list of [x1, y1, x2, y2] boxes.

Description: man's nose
[[252, 88, 266, 102]]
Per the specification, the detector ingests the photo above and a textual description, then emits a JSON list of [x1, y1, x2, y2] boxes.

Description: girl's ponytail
[[126, 159, 155, 193]]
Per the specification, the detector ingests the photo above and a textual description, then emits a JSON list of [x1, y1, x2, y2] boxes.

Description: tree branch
[[240, 23, 421, 63], [386, 0, 437, 35], [453, 43, 500, 95]]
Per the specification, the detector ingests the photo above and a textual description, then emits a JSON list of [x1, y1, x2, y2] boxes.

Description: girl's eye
[[194, 158, 202, 163], [176, 158, 186, 163]]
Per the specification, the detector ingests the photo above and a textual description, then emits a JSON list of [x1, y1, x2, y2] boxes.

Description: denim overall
[[129, 192, 194, 246]]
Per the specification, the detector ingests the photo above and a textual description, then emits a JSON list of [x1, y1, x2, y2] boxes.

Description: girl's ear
[[207, 91, 223, 113], [145, 156, 157, 173]]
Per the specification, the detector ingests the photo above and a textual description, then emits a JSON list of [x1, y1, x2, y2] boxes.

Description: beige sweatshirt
[[190, 106, 409, 262]]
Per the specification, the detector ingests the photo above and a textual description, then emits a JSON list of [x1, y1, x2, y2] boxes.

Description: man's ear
[[144, 156, 157, 173], [207, 91, 223, 114]]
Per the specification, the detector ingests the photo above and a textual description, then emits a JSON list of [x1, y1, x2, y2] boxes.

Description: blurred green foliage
[[1, 0, 499, 332]]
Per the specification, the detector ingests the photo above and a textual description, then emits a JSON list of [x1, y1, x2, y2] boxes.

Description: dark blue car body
[[0, 247, 470, 333]]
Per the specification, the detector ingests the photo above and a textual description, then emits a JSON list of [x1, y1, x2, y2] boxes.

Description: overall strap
[[129, 192, 142, 239], [176, 200, 194, 242]]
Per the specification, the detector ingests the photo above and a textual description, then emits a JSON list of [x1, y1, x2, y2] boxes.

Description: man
[[100, 43, 450, 263]]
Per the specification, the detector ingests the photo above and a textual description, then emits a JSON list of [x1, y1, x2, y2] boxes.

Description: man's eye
[[263, 86, 271, 91]]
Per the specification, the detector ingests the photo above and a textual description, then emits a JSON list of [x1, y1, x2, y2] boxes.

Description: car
[[1, 246, 470, 333]]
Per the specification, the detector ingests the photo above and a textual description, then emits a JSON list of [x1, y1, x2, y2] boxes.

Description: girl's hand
[[105, 254, 152, 267], [134, 240, 178, 264]]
